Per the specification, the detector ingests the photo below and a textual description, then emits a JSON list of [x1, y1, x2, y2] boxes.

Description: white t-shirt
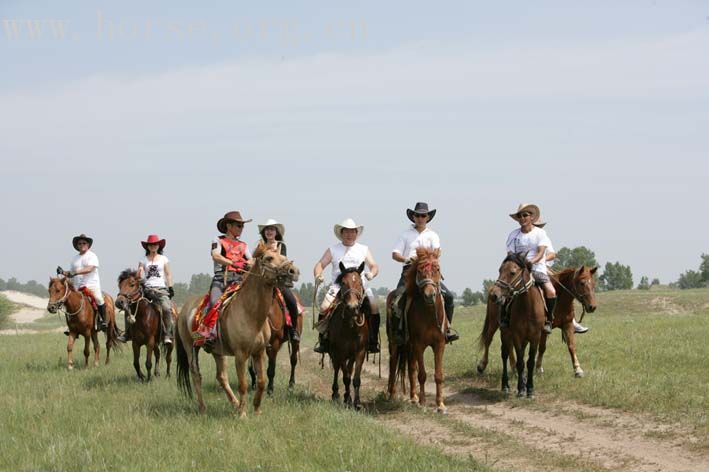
[[140, 254, 169, 288], [329, 242, 369, 286], [392, 226, 441, 260], [505, 227, 551, 273], [70, 250, 101, 289], [546, 242, 555, 267]]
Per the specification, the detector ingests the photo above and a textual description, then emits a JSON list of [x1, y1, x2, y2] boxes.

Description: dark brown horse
[[47, 276, 120, 370], [116, 269, 176, 381], [477, 265, 598, 378], [249, 290, 304, 395], [489, 252, 545, 397], [326, 262, 369, 410], [386, 247, 448, 412]]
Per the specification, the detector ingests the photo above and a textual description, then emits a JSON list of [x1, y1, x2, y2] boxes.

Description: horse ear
[[590, 266, 599, 275], [339, 261, 346, 273], [357, 262, 365, 274], [575, 266, 583, 278]]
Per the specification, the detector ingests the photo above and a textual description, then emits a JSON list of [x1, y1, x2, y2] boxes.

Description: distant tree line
[[671, 254, 709, 289], [0, 277, 48, 297]]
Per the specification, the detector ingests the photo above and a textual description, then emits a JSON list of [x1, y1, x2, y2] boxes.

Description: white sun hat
[[258, 218, 285, 239], [333, 218, 364, 242]]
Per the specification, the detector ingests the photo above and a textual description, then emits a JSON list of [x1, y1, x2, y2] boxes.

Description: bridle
[[415, 259, 441, 294], [338, 272, 366, 327], [551, 271, 594, 321], [495, 261, 534, 301], [117, 280, 149, 322], [48, 279, 85, 318]]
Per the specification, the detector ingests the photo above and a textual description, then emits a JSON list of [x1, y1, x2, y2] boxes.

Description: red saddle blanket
[[78, 287, 98, 311], [191, 282, 242, 346]]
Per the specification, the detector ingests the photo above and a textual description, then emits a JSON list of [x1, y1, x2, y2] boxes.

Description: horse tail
[[477, 300, 498, 352], [393, 343, 408, 394], [175, 327, 193, 399]]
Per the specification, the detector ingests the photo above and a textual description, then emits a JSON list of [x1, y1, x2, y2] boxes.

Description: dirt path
[[289, 343, 709, 472]]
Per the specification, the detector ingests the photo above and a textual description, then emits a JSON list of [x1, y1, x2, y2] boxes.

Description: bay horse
[[489, 252, 545, 398], [386, 247, 448, 413], [47, 276, 120, 370], [476, 265, 598, 377], [326, 262, 369, 410], [116, 269, 176, 381], [249, 290, 304, 395], [175, 243, 300, 417]]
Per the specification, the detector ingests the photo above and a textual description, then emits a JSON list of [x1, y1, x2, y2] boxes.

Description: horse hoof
[[354, 403, 362, 411], [575, 370, 585, 378], [502, 387, 510, 396], [527, 391, 535, 400], [436, 405, 448, 415], [267, 389, 274, 396], [67, 365, 74, 371], [517, 391, 525, 398], [536, 367, 544, 374], [254, 410, 262, 417], [476, 364, 485, 374], [198, 406, 206, 415]]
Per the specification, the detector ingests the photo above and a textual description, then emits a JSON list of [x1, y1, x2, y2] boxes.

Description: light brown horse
[[477, 265, 598, 377], [489, 252, 545, 397], [175, 243, 300, 417], [47, 276, 120, 370], [326, 262, 369, 410], [116, 269, 176, 381], [249, 290, 304, 395], [386, 247, 448, 413]]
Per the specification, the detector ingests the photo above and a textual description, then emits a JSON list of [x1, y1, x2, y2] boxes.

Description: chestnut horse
[[47, 276, 120, 370], [489, 252, 545, 397], [175, 243, 300, 417], [386, 247, 448, 413], [476, 265, 598, 377], [249, 290, 304, 395], [116, 269, 176, 381], [326, 262, 369, 410]]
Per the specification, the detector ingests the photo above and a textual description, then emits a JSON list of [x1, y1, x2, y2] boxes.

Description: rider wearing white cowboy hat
[[313, 218, 381, 354], [391, 202, 458, 344], [257, 218, 303, 342], [505, 203, 557, 334]]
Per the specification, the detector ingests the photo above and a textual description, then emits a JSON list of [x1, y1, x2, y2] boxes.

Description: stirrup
[[543, 321, 553, 334], [203, 337, 216, 354], [445, 328, 459, 343], [289, 328, 300, 342], [313, 338, 328, 354]]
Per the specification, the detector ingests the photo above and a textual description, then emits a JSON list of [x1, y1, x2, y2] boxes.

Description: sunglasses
[[517, 212, 531, 218], [414, 214, 428, 219], [230, 222, 244, 228], [77, 241, 89, 245]]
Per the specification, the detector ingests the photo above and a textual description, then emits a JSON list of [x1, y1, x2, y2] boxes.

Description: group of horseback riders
[[58, 200, 588, 351]]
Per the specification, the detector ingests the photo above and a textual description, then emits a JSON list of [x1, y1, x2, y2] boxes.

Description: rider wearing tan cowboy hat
[[117, 234, 176, 344], [313, 218, 381, 354], [391, 202, 458, 344], [505, 203, 557, 334], [257, 218, 303, 342]]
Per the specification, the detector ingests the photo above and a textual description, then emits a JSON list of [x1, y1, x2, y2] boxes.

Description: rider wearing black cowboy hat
[[391, 202, 458, 344]]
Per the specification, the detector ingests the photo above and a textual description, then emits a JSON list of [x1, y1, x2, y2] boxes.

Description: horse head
[[410, 247, 441, 305], [252, 242, 300, 287], [116, 269, 142, 311], [337, 261, 365, 311], [47, 276, 71, 313], [572, 266, 598, 313], [491, 252, 532, 306]]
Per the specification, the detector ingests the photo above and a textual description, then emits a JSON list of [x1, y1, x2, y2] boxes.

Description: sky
[[1, 0, 708, 294]]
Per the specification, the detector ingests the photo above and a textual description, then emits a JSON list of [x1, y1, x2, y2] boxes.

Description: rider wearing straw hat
[[505, 203, 556, 334], [313, 218, 381, 354], [257, 218, 303, 342], [544, 241, 590, 334], [391, 202, 458, 344], [117, 234, 175, 344]]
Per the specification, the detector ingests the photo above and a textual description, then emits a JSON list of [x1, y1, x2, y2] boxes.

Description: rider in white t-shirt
[[313, 218, 380, 354], [544, 240, 589, 334]]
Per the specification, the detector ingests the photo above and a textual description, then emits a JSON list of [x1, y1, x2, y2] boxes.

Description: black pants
[[395, 266, 454, 324], [280, 286, 299, 322]]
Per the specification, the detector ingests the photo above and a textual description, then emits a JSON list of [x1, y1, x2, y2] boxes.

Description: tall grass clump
[[0, 293, 16, 328]]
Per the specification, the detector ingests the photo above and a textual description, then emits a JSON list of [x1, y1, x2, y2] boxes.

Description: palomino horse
[[116, 269, 176, 381], [489, 252, 545, 398], [47, 276, 120, 370], [326, 262, 369, 410], [249, 290, 304, 395], [175, 243, 299, 417], [476, 265, 598, 377], [386, 247, 448, 413]]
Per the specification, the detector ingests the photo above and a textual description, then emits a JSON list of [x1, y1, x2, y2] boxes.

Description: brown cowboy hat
[[509, 203, 545, 225], [141, 234, 166, 250], [406, 202, 436, 223], [217, 211, 252, 234], [72, 234, 93, 251]]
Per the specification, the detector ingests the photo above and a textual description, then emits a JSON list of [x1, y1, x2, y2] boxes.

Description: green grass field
[[0, 293, 17, 328]]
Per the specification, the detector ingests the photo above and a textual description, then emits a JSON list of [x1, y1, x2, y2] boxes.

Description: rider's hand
[[364, 272, 374, 281], [168, 287, 175, 299], [56, 266, 64, 275], [315, 274, 324, 285], [64, 271, 75, 278]]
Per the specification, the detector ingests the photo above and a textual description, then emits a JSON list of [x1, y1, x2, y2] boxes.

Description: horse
[[47, 276, 120, 370], [386, 247, 448, 413], [116, 269, 176, 381], [249, 290, 304, 395], [476, 265, 598, 377], [175, 243, 300, 417], [325, 262, 369, 410], [489, 252, 545, 398]]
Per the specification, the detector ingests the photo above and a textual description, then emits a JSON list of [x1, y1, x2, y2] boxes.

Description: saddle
[[191, 282, 242, 347], [78, 287, 98, 312]]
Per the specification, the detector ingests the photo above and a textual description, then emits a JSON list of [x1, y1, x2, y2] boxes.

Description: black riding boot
[[289, 311, 301, 343], [444, 307, 459, 343], [314, 312, 329, 353], [117, 313, 131, 343], [393, 293, 407, 345], [97, 304, 108, 332], [367, 313, 380, 353], [544, 297, 556, 334]]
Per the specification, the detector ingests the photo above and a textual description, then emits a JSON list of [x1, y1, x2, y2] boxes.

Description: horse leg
[[66, 333, 76, 370], [331, 364, 340, 401], [83, 335, 91, 368], [145, 340, 155, 382], [536, 331, 548, 374], [343, 358, 353, 406], [564, 323, 584, 377], [154, 340, 162, 378], [266, 351, 276, 396], [515, 343, 527, 398], [527, 343, 537, 399], [251, 350, 267, 416], [387, 342, 399, 399], [477, 304, 499, 374], [500, 336, 510, 395], [434, 343, 446, 414], [416, 347, 427, 407], [91, 330, 100, 367], [189, 349, 207, 414], [166, 344, 173, 378], [235, 352, 251, 418], [133, 342, 145, 381], [288, 341, 298, 390], [214, 355, 239, 411], [353, 349, 365, 411], [407, 347, 418, 404]]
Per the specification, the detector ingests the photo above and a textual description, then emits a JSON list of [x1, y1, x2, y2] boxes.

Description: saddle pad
[[78, 287, 98, 311], [191, 282, 242, 346]]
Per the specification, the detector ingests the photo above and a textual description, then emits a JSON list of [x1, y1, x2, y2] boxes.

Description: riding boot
[[117, 313, 131, 343], [367, 312, 380, 353], [289, 311, 301, 343], [543, 297, 556, 334], [314, 312, 329, 353], [162, 307, 174, 345], [444, 307, 459, 343], [97, 304, 108, 332], [394, 293, 407, 345]]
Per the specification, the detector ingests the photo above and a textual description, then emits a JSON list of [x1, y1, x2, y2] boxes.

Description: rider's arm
[[137, 262, 145, 279], [392, 251, 408, 263], [164, 262, 173, 287], [546, 251, 556, 263], [531, 246, 547, 264], [365, 249, 379, 279], [314, 249, 332, 279], [72, 265, 96, 276], [392, 234, 407, 263]]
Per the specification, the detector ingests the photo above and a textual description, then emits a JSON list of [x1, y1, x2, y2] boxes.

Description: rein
[[495, 267, 534, 299], [412, 261, 445, 331], [550, 273, 590, 322], [48, 281, 86, 318]]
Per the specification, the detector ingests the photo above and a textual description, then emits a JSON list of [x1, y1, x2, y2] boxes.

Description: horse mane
[[335, 266, 363, 286], [51, 276, 75, 290], [117, 268, 143, 287], [405, 247, 439, 294], [504, 252, 533, 271], [252, 241, 267, 259]]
